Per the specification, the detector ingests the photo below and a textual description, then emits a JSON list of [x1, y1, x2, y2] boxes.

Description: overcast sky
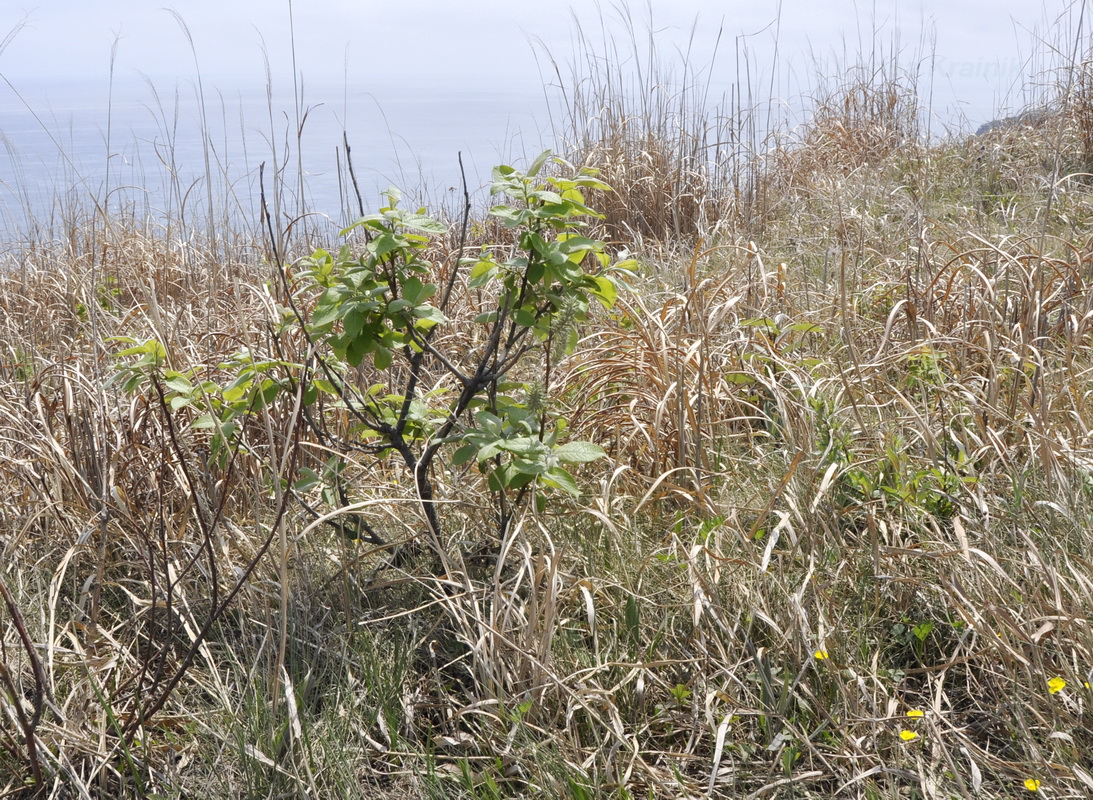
[[0, 1, 1075, 121]]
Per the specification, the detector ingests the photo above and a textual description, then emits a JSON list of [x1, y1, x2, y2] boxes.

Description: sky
[[0, 0, 1076, 119]]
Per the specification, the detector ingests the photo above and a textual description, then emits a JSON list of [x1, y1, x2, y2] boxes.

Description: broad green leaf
[[513, 308, 536, 327], [526, 150, 553, 178], [343, 308, 366, 339], [553, 441, 607, 464], [511, 457, 547, 476], [373, 346, 393, 371], [508, 470, 536, 490], [530, 189, 564, 205], [372, 233, 406, 259], [469, 259, 498, 287], [475, 411, 503, 434], [222, 375, 253, 403], [311, 300, 343, 329], [452, 443, 478, 466], [116, 339, 166, 360], [346, 334, 371, 367], [543, 466, 580, 496], [339, 214, 385, 237], [498, 436, 547, 457], [587, 275, 618, 308], [412, 305, 446, 324], [401, 276, 430, 305], [294, 468, 321, 492], [400, 213, 447, 234], [490, 206, 528, 227], [162, 374, 193, 394], [477, 442, 502, 463]]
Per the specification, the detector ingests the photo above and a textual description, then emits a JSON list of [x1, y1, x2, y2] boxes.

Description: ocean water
[[0, 79, 553, 237], [0, 53, 1043, 240]]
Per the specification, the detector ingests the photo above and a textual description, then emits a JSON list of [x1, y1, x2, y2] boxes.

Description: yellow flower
[[906, 709, 924, 718], [899, 730, 918, 741], [813, 650, 829, 660], [1024, 778, 1041, 791], [1048, 677, 1066, 694]]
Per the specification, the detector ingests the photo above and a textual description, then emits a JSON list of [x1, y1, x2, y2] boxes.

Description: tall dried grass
[[5, 6, 1093, 799]]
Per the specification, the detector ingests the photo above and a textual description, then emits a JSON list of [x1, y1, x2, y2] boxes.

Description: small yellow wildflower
[[1024, 778, 1041, 791], [906, 709, 925, 718], [814, 650, 829, 660], [899, 730, 918, 741], [1048, 677, 1066, 694]]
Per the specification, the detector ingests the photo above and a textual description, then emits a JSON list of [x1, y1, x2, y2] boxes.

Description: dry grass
[[7, 16, 1093, 800]]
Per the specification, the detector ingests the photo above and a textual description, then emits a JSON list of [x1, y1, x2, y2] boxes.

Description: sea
[[0, 58, 1040, 240], [0, 78, 554, 238]]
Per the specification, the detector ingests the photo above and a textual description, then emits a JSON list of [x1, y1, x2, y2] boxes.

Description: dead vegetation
[[6, 11, 1093, 800]]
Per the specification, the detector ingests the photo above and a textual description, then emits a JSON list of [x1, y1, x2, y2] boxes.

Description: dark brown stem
[[0, 575, 48, 787]]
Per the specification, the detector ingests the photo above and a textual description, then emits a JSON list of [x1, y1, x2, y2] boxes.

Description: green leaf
[[542, 466, 580, 496], [587, 275, 618, 308], [489, 205, 528, 227], [526, 150, 553, 178], [346, 334, 371, 367], [476, 441, 503, 462], [412, 305, 446, 325], [474, 411, 503, 434], [553, 441, 606, 463], [508, 470, 536, 490], [222, 375, 252, 403], [400, 213, 447, 235], [531, 189, 564, 205], [294, 468, 322, 492], [498, 436, 547, 457], [372, 232, 407, 259], [452, 443, 478, 466], [624, 595, 641, 649], [373, 347, 394, 371], [162, 373, 193, 394], [116, 339, 167, 360], [343, 308, 366, 339], [511, 457, 547, 476], [513, 308, 536, 327], [311, 300, 344, 329], [402, 276, 433, 305], [469, 259, 498, 287]]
